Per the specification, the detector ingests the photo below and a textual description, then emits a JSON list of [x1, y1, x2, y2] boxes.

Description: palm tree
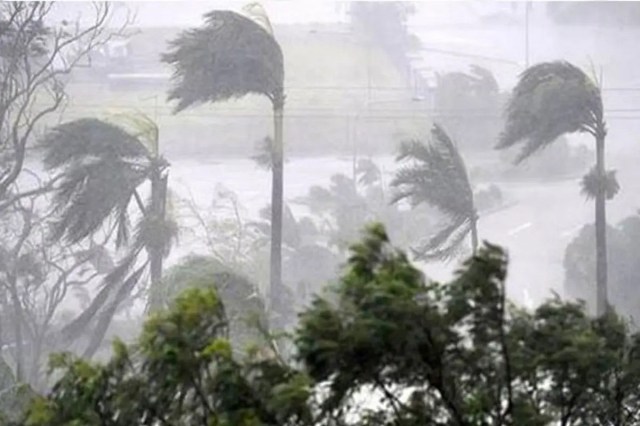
[[496, 61, 615, 316], [162, 4, 285, 320], [391, 123, 478, 261], [42, 114, 175, 357]]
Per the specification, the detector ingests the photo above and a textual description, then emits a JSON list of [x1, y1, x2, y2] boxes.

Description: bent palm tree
[[42, 115, 175, 357], [496, 61, 615, 316], [162, 4, 285, 321], [391, 123, 478, 261]]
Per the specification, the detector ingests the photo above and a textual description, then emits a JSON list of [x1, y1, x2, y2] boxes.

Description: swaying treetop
[[41, 119, 156, 245], [391, 124, 476, 261], [497, 61, 603, 163], [162, 10, 285, 112]]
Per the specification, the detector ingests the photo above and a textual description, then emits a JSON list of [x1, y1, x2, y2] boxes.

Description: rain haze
[[3, 1, 640, 422]]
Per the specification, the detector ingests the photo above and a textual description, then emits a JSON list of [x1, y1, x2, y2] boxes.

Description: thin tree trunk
[[147, 168, 168, 312], [470, 214, 479, 255], [595, 130, 608, 317], [8, 274, 24, 382], [269, 105, 284, 326]]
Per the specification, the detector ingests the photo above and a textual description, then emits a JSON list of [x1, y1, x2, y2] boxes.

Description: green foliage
[[26, 224, 640, 425], [497, 61, 603, 163], [152, 255, 269, 355], [25, 287, 311, 426], [297, 223, 640, 425], [163, 10, 285, 111], [392, 123, 478, 261]]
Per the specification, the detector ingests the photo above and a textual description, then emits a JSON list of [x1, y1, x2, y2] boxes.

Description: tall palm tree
[[42, 114, 175, 357], [391, 123, 478, 261], [496, 61, 615, 316], [162, 4, 285, 320]]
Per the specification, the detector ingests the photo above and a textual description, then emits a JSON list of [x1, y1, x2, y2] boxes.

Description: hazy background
[[40, 1, 640, 314]]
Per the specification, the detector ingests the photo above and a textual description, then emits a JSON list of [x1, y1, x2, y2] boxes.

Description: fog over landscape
[[5, 1, 640, 423]]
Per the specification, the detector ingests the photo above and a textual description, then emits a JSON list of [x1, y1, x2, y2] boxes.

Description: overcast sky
[[51, 1, 522, 28]]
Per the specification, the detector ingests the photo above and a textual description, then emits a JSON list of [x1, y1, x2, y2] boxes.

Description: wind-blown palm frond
[[392, 124, 477, 261], [392, 124, 474, 219], [105, 112, 160, 156], [497, 61, 603, 163], [412, 216, 472, 262], [251, 136, 282, 171], [57, 240, 145, 346], [580, 166, 620, 201], [42, 118, 149, 169], [469, 64, 499, 93], [356, 158, 382, 187], [42, 119, 153, 245], [162, 10, 284, 112], [137, 209, 179, 258]]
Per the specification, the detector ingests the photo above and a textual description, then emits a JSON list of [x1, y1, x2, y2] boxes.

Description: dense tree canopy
[[21, 223, 640, 425]]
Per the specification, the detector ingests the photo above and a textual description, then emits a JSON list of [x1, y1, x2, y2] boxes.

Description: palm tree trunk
[[595, 130, 608, 317], [8, 274, 24, 382], [148, 168, 168, 312], [470, 215, 479, 255], [269, 104, 284, 326]]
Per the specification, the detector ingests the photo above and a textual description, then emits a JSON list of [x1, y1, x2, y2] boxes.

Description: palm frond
[[42, 119, 154, 244], [162, 10, 284, 112], [580, 166, 620, 201], [412, 217, 472, 262], [497, 61, 602, 163], [391, 124, 474, 219], [48, 159, 150, 244], [42, 118, 150, 169], [115, 201, 131, 249], [104, 111, 160, 157], [469, 64, 499, 93], [136, 212, 180, 258], [251, 136, 275, 170], [57, 243, 145, 345], [82, 261, 149, 358], [293, 185, 336, 213]]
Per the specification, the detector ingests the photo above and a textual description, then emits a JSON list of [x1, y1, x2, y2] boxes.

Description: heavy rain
[[2, 1, 640, 424]]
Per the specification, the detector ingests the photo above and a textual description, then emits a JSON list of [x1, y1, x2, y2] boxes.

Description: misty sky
[[51, 1, 521, 27]]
